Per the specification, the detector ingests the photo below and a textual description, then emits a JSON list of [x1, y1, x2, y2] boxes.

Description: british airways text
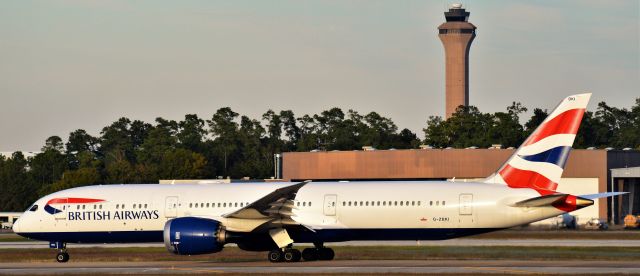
[[67, 210, 160, 221]]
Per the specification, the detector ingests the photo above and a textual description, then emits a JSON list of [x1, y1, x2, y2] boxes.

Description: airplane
[[13, 93, 626, 263]]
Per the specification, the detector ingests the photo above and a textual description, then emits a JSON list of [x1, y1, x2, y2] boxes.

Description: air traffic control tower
[[438, 4, 476, 119]]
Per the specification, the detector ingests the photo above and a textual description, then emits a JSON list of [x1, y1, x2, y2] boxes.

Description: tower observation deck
[[438, 4, 476, 119]]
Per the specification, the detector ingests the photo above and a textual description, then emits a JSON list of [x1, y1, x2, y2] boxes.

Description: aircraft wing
[[222, 180, 310, 220]]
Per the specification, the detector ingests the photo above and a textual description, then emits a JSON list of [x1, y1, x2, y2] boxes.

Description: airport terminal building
[[280, 149, 640, 225]]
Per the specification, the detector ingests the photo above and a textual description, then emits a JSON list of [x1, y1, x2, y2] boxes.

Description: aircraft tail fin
[[484, 93, 591, 195]]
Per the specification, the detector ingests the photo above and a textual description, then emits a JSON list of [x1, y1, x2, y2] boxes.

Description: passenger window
[[342, 202, 346, 206], [28, 205, 38, 212], [217, 203, 221, 207], [133, 204, 137, 209], [206, 203, 210, 208], [430, 201, 433, 206], [116, 204, 120, 209], [303, 202, 306, 207], [411, 201, 415, 206], [443, 201, 446, 206], [309, 202, 312, 207], [223, 203, 227, 207], [436, 201, 440, 206], [406, 201, 409, 206], [189, 203, 193, 208], [144, 204, 148, 208], [383, 201, 386, 206], [348, 201, 352, 206]]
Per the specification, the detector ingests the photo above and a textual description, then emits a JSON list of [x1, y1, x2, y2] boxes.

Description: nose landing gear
[[50, 241, 69, 263], [56, 251, 69, 263]]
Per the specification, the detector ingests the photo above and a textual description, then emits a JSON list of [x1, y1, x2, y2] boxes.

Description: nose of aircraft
[[12, 218, 21, 233]]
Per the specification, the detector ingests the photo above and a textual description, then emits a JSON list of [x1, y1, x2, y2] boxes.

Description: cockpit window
[[28, 205, 38, 212]]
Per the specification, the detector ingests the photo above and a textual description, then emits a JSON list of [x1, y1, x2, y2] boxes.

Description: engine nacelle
[[163, 217, 226, 255]]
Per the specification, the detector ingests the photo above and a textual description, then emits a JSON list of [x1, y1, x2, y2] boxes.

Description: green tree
[[524, 108, 548, 137], [296, 114, 319, 151], [30, 137, 69, 191], [178, 114, 206, 151], [66, 129, 99, 154], [279, 110, 300, 151], [42, 136, 64, 152], [157, 149, 207, 179], [207, 107, 240, 177], [47, 152, 102, 193], [0, 153, 33, 211], [423, 116, 448, 148]]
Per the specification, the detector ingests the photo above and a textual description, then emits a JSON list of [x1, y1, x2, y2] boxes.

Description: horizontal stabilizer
[[578, 192, 628, 200], [512, 194, 568, 207]]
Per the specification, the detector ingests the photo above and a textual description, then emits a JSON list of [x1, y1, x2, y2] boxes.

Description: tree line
[[1, 99, 638, 211]]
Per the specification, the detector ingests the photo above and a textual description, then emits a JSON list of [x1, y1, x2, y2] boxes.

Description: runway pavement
[[1, 239, 640, 249], [0, 260, 638, 274]]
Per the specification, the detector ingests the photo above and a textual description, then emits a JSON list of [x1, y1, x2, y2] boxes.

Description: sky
[[1, 0, 638, 152]]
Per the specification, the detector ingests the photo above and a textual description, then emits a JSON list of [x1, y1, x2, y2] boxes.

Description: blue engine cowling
[[163, 217, 225, 255]]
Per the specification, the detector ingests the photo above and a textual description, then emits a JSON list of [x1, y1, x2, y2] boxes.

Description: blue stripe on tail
[[519, 146, 572, 168]]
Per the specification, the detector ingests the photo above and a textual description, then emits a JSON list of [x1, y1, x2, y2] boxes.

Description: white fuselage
[[14, 181, 568, 243]]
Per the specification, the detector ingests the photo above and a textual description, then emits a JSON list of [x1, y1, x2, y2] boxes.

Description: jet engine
[[163, 217, 227, 255]]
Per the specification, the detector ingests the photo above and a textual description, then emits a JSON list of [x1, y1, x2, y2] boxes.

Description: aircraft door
[[54, 198, 67, 220], [458, 193, 475, 226], [459, 194, 473, 215], [322, 194, 337, 225], [323, 194, 337, 216], [165, 196, 179, 218]]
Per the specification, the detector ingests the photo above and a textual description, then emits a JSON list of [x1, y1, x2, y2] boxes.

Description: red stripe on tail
[[499, 165, 557, 195], [523, 108, 585, 146]]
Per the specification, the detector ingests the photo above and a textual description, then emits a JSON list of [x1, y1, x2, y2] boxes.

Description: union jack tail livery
[[485, 93, 591, 195]]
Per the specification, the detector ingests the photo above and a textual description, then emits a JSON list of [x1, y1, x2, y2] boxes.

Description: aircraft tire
[[56, 252, 69, 263], [318, 248, 334, 261], [283, 249, 301, 262], [301, 248, 318, 261], [268, 249, 284, 263]]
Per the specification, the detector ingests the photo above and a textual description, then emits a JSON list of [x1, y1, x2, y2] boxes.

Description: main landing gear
[[268, 243, 334, 263], [50, 241, 69, 263]]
